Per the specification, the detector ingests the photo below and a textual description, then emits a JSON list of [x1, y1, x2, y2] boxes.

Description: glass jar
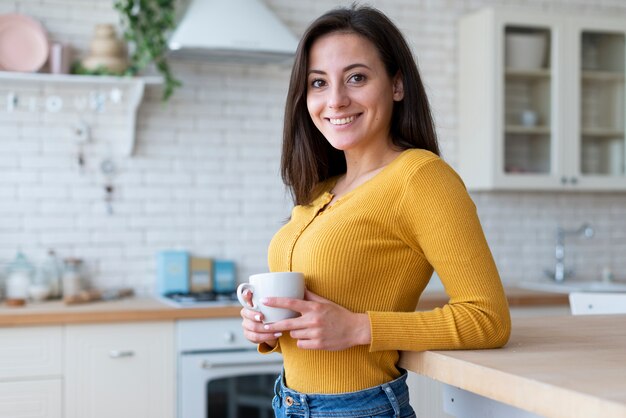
[[5, 252, 35, 302], [62, 258, 83, 298], [0, 263, 5, 300], [40, 249, 63, 299], [29, 270, 51, 302], [29, 252, 56, 302]]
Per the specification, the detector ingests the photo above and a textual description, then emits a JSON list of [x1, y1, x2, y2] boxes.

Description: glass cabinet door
[[503, 25, 554, 176], [459, 9, 626, 191], [578, 30, 625, 178]]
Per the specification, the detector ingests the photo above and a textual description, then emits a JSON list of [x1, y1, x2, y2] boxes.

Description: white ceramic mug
[[236, 272, 305, 323]]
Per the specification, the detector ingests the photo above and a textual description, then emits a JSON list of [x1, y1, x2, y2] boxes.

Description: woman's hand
[[261, 289, 371, 351], [240, 290, 282, 347]]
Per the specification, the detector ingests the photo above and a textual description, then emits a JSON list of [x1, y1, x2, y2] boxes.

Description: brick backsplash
[[1, 0, 626, 295]]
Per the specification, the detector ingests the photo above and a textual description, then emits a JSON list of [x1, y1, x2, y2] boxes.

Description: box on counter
[[156, 250, 190, 295], [157, 251, 237, 296], [189, 257, 213, 293], [213, 260, 237, 294]]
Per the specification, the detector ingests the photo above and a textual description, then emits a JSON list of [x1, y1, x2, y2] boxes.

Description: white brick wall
[[1, 0, 626, 295]]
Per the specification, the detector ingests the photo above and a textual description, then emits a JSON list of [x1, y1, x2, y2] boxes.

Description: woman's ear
[[392, 73, 404, 101]]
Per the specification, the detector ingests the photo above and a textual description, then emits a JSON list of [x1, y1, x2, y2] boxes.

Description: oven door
[[179, 349, 283, 418]]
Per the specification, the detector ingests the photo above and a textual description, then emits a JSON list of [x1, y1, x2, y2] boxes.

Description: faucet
[[545, 223, 594, 282]]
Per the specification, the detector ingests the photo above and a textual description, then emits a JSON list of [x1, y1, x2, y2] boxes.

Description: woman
[[241, 4, 511, 417]]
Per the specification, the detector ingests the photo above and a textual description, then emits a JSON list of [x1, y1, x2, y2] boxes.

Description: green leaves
[[114, 0, 181, 100]]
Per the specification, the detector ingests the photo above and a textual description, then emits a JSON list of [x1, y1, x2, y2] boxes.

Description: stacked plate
[[0, 14, 49, 72]]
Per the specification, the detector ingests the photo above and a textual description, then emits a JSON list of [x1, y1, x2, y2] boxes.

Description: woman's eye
[[349, 73, 366, 83], [310, 79, 326, 88]]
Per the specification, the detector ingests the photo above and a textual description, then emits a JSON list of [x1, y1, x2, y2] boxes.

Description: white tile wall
[[1, 0, 626, 295]]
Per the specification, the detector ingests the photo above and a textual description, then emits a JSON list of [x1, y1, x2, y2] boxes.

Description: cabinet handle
[[570, 177, 578, 185], [109, 350, 135, 358], [561, 176, 568, 184]]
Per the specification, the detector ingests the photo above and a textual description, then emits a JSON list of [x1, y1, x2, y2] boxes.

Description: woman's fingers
[[303, 288, 331, 302], [242, 289, 255, 308], [261, 296, 309, 313], [263, 289, 331, 313], [260, 290, 371, 351], [240, 290, 284, 345], [241, 288, 363, 349], [240, 306, 262, 322], [240, 307, 282, 343], [240, 307, 270, 331]]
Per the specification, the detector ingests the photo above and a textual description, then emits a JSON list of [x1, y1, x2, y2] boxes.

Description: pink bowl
[[0, 14, 50, 72]]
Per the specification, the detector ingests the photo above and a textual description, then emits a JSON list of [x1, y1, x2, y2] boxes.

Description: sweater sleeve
[[367, 158, 511, 352], [258, 340, 282, 354]]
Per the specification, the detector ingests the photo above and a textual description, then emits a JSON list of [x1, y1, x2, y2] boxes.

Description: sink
[[519, 280, 626, 294]]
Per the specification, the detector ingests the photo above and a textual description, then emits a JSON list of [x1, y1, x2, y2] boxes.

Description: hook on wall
[[72, 120, 91, 174], [100, 158, 117, 215]]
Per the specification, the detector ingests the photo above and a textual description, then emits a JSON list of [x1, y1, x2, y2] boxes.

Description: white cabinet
[[65, 322, 175, 418], [0, 326, 63, 418], [458, 8, 626, 191], [0, 380, 62, 418]]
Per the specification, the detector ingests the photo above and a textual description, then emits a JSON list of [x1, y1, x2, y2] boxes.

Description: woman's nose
[[328, 85, 349, 109]]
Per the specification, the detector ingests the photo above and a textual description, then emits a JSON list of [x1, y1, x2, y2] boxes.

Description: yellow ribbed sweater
[[264, 149, 511, 394]]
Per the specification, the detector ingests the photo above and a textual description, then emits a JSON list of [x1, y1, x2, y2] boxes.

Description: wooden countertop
[[399, 314, 626, 418], [0, 286, 567, 327], [0, 297, 243, 327], [416, 285, 568, 310]]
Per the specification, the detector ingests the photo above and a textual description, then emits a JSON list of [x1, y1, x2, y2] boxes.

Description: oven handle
[[200, 359, 283, 369]]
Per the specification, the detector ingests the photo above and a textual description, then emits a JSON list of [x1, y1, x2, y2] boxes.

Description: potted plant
[[113, 0, 181, 100]]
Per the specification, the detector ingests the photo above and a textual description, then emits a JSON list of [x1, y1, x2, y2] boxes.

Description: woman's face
[[306, 32, 403, 153]]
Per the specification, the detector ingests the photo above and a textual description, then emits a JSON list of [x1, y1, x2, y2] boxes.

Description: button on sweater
[[264, 148, 511, 394]]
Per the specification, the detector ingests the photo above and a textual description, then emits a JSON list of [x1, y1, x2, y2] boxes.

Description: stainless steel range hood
[[168, 0, 299, 63]]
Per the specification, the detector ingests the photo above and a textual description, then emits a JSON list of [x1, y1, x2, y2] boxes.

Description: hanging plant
[[113, 0, 181, 100]]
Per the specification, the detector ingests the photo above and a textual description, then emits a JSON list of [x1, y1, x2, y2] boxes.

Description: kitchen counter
[[0, 286, 567, 327], [399, 314, 626, 418], [416, 284, 568, 310], [0, 297, 242, 327]]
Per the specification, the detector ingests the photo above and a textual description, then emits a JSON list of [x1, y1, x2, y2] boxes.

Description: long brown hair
[[281, 4, 439, 206]]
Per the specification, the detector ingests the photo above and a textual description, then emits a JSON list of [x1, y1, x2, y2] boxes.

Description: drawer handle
[[109, 350, 135, 358]]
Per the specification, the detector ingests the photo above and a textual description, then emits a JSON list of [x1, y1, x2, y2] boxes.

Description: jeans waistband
[[273, 369, 412, 418]]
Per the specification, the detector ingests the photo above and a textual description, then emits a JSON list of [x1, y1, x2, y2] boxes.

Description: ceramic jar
[[505, 33, 547, 70], [81, 24, 128, 74]]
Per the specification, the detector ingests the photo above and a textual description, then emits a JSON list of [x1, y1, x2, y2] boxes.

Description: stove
[[159, 291, 239, 308]]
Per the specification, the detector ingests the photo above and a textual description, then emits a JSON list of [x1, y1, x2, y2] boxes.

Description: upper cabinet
[[458, 8, 626, 191]]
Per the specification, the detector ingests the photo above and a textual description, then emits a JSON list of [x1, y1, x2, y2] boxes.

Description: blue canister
[[156, 250, 190, 295], [213, 260, 237, 294]]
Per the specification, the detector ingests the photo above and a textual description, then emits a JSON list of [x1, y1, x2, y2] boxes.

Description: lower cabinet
[[0, 320, 176, 418], [64, 322, 175, 418], [0, 326, 63, 418], [0, 380, 62, 418]]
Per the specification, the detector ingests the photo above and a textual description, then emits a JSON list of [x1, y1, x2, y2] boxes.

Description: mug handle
[[236, 283, 260, 311]]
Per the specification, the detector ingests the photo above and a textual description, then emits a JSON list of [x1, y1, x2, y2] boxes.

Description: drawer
[[0, 326, 63, 379], [0, 379, 62, 418], [65, 322, 175, 418], [176, 318, 256, 351]]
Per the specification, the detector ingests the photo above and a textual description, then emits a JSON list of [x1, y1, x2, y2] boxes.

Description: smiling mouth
[[328, 115, 357, 125]]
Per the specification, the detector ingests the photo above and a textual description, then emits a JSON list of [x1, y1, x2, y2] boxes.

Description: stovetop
[[159, 291, 239, 308]]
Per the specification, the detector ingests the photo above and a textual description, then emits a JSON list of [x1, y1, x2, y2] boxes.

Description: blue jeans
[[272, 369, 416, 418]]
